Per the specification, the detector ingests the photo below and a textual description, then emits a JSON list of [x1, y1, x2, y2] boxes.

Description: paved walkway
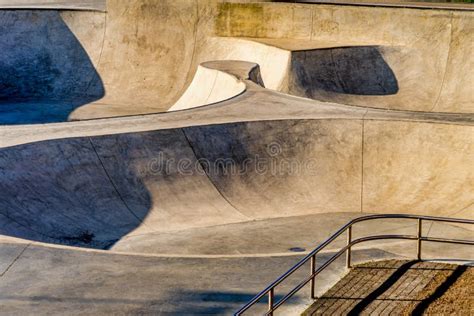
[[304, 260, 473, 315]]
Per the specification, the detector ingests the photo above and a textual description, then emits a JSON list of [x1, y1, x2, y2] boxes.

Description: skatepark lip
[[1, 3, 472, 124], [1, 0, 472, 12], [0, 0, 106, 11], [2, 212, 473, 258], [0, 60, 470, 253], [0, 60, 472, 149], [0, 96, 471, 251], [289, 0, 474, 11]]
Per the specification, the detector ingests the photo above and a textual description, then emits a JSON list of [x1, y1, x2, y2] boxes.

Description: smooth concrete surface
[[110, 213, 474, 256], [0, 127, 247, 248], [0, 61, 472, 250], [0, 1, 472, 315], [195, 37, 293, 92], [0, 217, 471, 315], [1, 61, 472, 148], [169, 62, 248, 112], [0, 241, 388, 315], [0, 1, 212, 122], [217, 3, 474, 113], [0, 119, 472, 249], [0, 1, 473, 124], [363, 121, 474, 216], [0, 114, 472, 247]]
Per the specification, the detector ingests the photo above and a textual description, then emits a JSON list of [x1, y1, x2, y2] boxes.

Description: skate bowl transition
[[0, 0, 472, 315]]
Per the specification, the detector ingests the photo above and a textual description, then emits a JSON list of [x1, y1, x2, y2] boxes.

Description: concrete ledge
[[289, 0, 474, 11], [0, 0, 105, 11]]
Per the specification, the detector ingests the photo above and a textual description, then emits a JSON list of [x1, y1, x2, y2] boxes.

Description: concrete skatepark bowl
[[0, 0, 472, 315]]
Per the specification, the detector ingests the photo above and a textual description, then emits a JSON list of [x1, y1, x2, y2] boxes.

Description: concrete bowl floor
[[0, 1, 472, 315], [0, 213, 472, 315], [110, 213, 474, 257]]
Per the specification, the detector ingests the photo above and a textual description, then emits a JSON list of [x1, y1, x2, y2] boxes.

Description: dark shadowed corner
[[0, 10, 104, 124], [289, 46, 399, 100]]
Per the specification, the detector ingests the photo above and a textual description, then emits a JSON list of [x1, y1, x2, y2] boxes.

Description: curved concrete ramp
[[0, 0, 471, 244], [0, 129, 247, 248], [216, 3, 474, 113], [0, 9, 106, 124], [0, 2, 472, 315], [0, 0, 207, 123], [1, 1, 473, 125], [0, 109, 471, 249], [169, 62, 250, 112]]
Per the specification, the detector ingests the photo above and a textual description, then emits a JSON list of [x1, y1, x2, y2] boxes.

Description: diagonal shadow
[[347, 260, 420, 315], [410, 265, 468, 315]]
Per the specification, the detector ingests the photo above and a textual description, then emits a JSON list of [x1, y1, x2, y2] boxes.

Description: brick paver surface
[[303, 260, 472, 315]]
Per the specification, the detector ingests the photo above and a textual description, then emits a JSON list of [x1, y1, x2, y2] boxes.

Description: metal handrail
[[234, 214, 474, 315]]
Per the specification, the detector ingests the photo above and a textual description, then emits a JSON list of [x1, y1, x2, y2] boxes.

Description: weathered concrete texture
[[0, 242, 389, 315], [0, 10, 105, 103], [363, 121, 474, 216], [293, 0, 474, 11], [216, 3, 474, 113], [89, 0, 200, 109], [0, 114, 472, 248], [1, 60, 471, 148], [0, 128, 247, 248], [185, 120, 363, 218], [0, 1, 213, 122], [0, 223, 471, 315], [1, 1, 473, 124], [112, 213, 474, 257], [0, 243, 27, 276]]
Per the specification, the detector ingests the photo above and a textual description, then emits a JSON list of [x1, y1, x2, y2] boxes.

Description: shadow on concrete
[[0, 10, 104, 124], [0, 291, 292, 315], [289, 46, 398, 99], [163, 291, 292, 315], [0, 131, 159, 249]]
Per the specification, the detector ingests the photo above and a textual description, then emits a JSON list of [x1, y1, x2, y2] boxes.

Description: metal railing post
[[268, 288, 274, 316], [346, 225, 352, 269], [233, 215, 473, 316], [310, 255, 316, 299], [417, 218, 422, 260]]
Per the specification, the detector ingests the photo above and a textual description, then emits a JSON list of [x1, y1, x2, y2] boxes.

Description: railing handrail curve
[[234, 214, 474, 315]]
